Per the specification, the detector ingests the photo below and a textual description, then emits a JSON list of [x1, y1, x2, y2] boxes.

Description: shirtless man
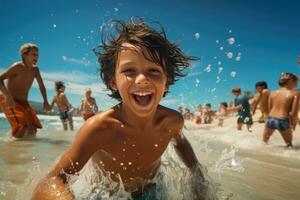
[[252, 81, 270, 123], [32, 19, 207, 199], [263, 72, 299, 147], [78, 88, 98, 121], [0, 43, 50, 138], [50, 81, 73, 131]]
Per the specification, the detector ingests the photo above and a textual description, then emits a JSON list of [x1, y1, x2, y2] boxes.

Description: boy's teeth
[[134, 92, 152, 96]]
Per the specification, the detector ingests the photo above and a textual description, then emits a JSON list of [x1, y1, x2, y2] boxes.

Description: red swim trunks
[[83, 113, 95, 121], [0, 95, 42, 137]]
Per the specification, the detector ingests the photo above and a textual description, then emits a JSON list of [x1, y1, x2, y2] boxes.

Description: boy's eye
[[148, 68, 162, 75], [122, 68, 135, 75]]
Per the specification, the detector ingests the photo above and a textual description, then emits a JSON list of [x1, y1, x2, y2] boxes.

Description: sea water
[[0, 114, 300, 199]]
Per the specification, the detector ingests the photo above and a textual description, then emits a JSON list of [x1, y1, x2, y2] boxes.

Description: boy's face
[[232, 92, 239, 97], [85, 91, 92, 98], [112, 43, 167, 117], [23, 49, 39, 66], [256, 86, 263, 92]]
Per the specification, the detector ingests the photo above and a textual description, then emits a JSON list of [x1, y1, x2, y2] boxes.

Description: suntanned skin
[[0, 48, 50, 137], [79, 90, 98, 117], [32, 43, 206, 200], [50, 86, 71, 113], [263, 81, 299, 147], [50, 86, 74, 131], [253, 87, 270, 118]]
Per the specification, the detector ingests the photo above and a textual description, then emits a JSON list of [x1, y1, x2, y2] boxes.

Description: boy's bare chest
[[92, 128, 174, 178]]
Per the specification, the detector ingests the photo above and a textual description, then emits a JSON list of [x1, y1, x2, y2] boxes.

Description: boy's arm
[[32, 117, 111, 200], [252, 93, 261, 115], [172, 115, 207, 200], [290, 92, 300, 130], [34, 67, 50, 111], [93, 98, 99, 112], [0, 64, 20, 107], [268, 93, 273, 114]]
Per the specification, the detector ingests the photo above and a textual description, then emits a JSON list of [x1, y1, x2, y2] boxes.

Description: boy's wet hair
[[255, 81, 268, 89], [278, 72, 298, 86], [232, 87, 241, 94], [19, 43, 38, 57], [220, 102, 228, 108], [205, 103, 211, 108], [94, 18, 197, 101], [55, 81, 65, 92]]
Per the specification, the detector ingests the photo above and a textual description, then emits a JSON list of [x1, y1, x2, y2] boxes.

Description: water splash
[[195, 32, 200, 40], [215, 145, 244, 179]]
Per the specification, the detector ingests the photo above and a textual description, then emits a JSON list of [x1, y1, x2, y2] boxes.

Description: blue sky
[[0, 0, 299, 110]]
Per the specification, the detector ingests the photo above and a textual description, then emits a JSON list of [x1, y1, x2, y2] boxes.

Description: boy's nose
[[135, 73, 149, 86]]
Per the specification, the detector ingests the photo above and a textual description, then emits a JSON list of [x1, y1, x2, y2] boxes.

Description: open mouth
[[132, 91, 153, 106]]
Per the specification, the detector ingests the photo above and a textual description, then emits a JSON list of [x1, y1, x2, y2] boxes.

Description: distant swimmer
[[252, 81, 270, 123], [78, 88, 98, 121], [262, 72, 299, 148], [50, 81, 74, 131], [32, 19, 208, 200], [0, 43, 50, 138], [230, 87, 253, 132], [217, 102, 228, 127]]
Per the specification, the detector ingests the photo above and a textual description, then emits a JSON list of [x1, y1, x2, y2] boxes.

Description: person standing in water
[[252, 81, 270, 123], [78, 88, 98, 121], [0, 43, 50, 138], [32, 19, 208, 199], [263, 72, 299, 147], [50, 81, 74, 131], [231, 87, 253, 132]]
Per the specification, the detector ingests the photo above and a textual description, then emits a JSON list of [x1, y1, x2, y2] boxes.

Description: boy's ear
[[110, 78, 117, 91]]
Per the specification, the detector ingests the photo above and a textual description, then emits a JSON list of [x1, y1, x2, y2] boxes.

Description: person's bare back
[[269, 89, 297, 118], [259, 89, 270, 114], [263, 72, 299, 147], [53, 93, 70, 112]]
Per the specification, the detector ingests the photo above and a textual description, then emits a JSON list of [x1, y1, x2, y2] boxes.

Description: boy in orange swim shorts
[[0, 43, 50, 138]]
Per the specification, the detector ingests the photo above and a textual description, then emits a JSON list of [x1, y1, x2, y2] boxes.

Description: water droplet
[[236, 56, 241, 61], [219, 46, 224, 51], [122, 148, 126, 152], [123, 141, 127, 144], [123, 167, 127, 170], [121, 124, 124, 128], [114, 7, 119, 12], [75, 162, 79, 165], [132, 144, 136, 147], [154, 144, 158, 148], [230, 71, 237, 78], [113, 157, 116, 161], [120, 162, 124, 166], [53, 24, 57, 28], [227, 37, 235, 45], [195, 32, 200, 40], [226, 52, 233, 59], [111, 171, 115, 174], [137, 152, 141, 156], [216, 40, 219, 44], [218, 61, 222, 66], [128, 162, 132, 165]]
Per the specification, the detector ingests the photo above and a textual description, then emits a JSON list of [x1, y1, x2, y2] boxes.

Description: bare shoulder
[[80, 107, 122, 138], [262, 89, 270, 95], [157, 105, 184, 131]]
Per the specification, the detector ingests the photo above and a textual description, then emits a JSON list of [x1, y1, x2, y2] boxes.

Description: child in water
[[194, 104, 203, 124], [50, 81, 74, 131], [203, 103, 213, 124], [0, 43, 50, 138], [231, 88, 253, 132], [252, 81, 270, 123], [78, 88, 98, 121], [217, 102, 228, 127], [33, 19, 207, 199], [263, 73, 299, 147]]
